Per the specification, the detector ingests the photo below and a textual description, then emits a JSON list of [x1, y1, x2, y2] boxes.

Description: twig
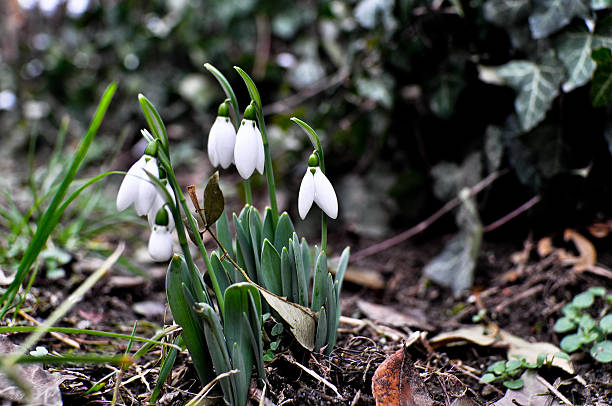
[[493, 284, 544, 313], [262, 69, 349, 116], [483, 195, 541, 233], [18, 310, 80, 349], [185, 369, 239, 406], [351, 170, 508, 262], [253, 14, 270, 80], [535, 375, 573, 406], [282, 354, 342, 398]]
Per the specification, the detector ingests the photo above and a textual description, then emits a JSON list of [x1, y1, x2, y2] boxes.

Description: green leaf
[[261, 239, 282, 295], [280, 247, 293, 300], [599, 314, 612, 333], [0, 83, 116, 318], [315, 307, 328, 352], [562, 303, 580, 318], [483, 0, 530, 27], [588, 286, 607, 297], [480, 373, 497, 384], [165, 256, 215, 386], [271, 323, 284, 336], [234, 66, 262, 116], [274, 212, 295, 253], [262, 207, 275, 244], [292, 234, 308, 307], [216, 210, 234, 260], [334, 247, 351, 300], [590, 47, 612, 107], [536, 353, 547, 368], [560, 333, 582, 352], [248, 207, 263, 283], [489, 360, 507, 375], [554, 316, 577, 333], [150, 336, 180, 404], [224, 283, 261, 404], [233, 213, 256, 281], [204, 63, 240, 126], [579, 313, 596, 332], [555, 22, 595, 92], [573, 291, 595, 309], [503, 378, 524, 389], [528, 0, 588, 39], [324, 273, 338, 355], [592, 0, 612, 9], [429, 73, 465, 119], [210, 252, 232, 306], [497, 54, 564, 131], [138, 93, 169, 153], [203, 171, 224, 226], [311, 252, 328, 312], [581, 329, 601, 344], [590, 340, 612, 363], [192, 299, 234, 405], [301, 238, 311, 286]]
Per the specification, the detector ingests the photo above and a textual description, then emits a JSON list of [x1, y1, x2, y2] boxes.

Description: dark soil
[[4, 227, 612, 405]]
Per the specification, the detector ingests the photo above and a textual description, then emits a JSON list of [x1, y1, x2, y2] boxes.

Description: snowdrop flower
[[116, 139, 160, 216], [148, 206, 174, 262], [207, 101, 236, 169], [234, 102, 265, 179], [147, 179, 176, 228], [298, 154, 338, 219]]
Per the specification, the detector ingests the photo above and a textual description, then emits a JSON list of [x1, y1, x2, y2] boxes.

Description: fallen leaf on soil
[[259, 289, 316, 351], [537, 237, 554, 257], [108, 275, 146, 288], [0, 336, 64, 405], [431, 326, 574, 374], [492, 371, 560, 406], [430, 325, 498, 347], [450, 395, 478, 406], [357, 300, 434, 331], [499, 330, 574, 374], [563, 229, 596, 272], [133, 300, 166, 317], [372, 348, 434, 406], [333, 266, 385, 290]]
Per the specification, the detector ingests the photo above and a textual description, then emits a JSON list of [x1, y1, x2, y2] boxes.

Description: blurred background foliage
[[1, 0, 611, 247]]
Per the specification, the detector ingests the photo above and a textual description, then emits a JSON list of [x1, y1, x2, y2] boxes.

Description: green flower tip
[[243, 102, 256, 121], [144, 140, 159, 157], [217, 100, 230, 117], [155, 207, 169, 226], [308, 153, 319, 167]]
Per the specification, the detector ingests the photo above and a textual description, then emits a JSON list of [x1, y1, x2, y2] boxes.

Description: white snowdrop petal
[[298, 170, 315, 219], [255, 127, 265, 175], [214, 117, 237, 169], [135, 158, 159, 216], [116, 156, 146, 211], [234, 120, 259, 179], [313, 168, 338, 219], [207, 119, 220, 167], [148, 226, 173, 261]]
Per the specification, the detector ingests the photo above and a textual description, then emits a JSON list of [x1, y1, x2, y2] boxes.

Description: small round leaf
[[561, 333, 582, 353], [480, 373, 497, 384], [503, 379, 524, 390], [590, 340, 612, 363], [588, 286, 606, 297], [572, 292, 594, 309], [600, 314, 612, 334], [554, 317, 576, 333]]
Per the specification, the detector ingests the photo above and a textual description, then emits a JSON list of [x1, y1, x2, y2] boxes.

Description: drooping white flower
[[298, 158, 338, 219], [234, 103, 265, 179], [208, 101, 236, 169], [148, 225, 173, 261], [116, 141, 161, 216], [147, 180, 176, 229]]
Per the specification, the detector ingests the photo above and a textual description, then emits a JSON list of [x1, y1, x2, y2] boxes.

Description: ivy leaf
[[590, 47, 612, 107], [556, 22, 595, 92], [591, 0, 612, 10], [528, 0, 589, 39], [497, 54, 564, 131], [483, 0, 530, 27]]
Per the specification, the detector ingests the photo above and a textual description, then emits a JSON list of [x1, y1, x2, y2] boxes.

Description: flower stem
[[256, 110, 279, 227], [321, 213, 327, 253], [243, 179, 253, 205]]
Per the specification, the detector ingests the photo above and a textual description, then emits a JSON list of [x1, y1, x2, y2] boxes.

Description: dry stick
[[262, 69, 349, 116], [253, 14, 271, 80], [18, 310, 80, 349], [351, 170, 508, 262], [483, 195, 541, 233], [535, 375, 573, 406]]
